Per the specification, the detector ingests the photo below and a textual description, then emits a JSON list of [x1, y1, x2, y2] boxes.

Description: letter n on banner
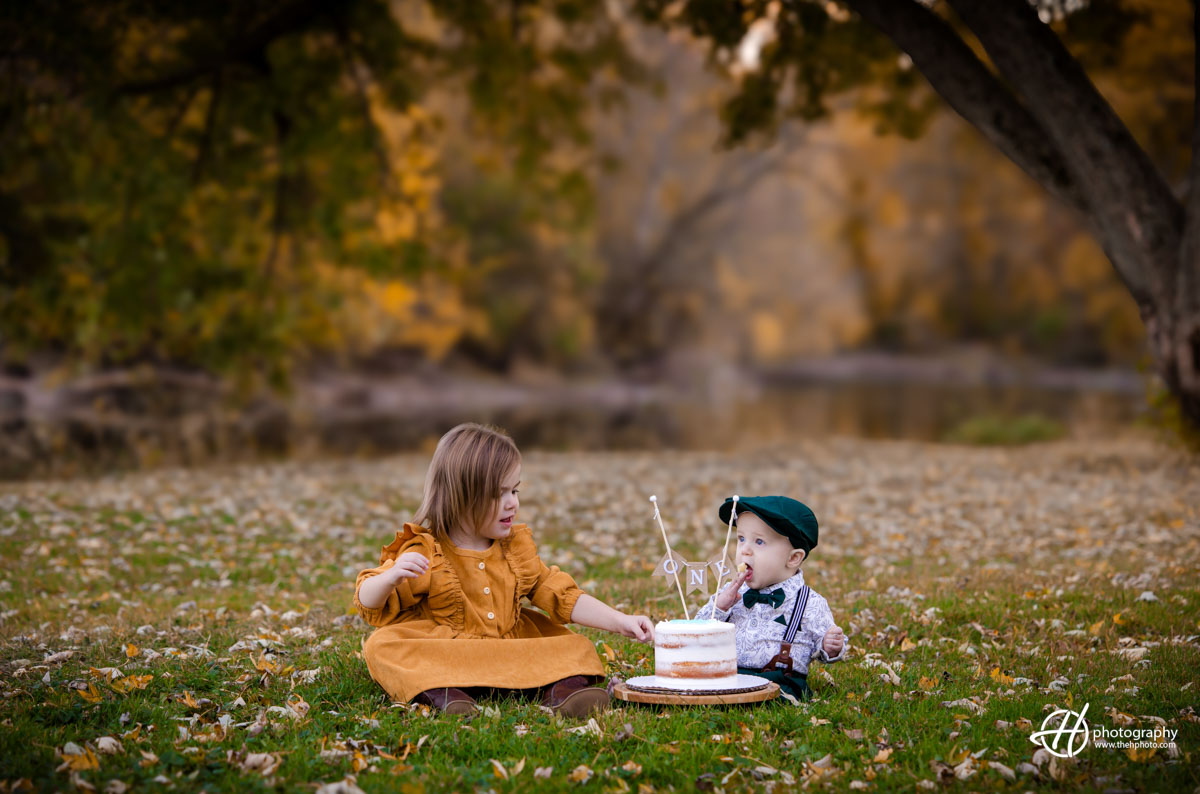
[[685, 563, 708, 594]]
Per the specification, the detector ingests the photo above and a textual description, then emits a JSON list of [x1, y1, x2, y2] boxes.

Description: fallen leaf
[[989, 667, 1014, 685], [76, 683, 103, 703], [95, 736, 123, 755], [566, 717, 601, 736], [89, 667, 124, 682], [314, 779, 366, 794], [940, 697, 985, 715], [110, 674, 153, 694], [568, 764, 593, 783], [239, 752, 282, 776], [59, 742, 100, 772]]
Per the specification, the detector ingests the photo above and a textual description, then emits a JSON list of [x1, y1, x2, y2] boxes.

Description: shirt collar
[[757, 569, 806, 595]]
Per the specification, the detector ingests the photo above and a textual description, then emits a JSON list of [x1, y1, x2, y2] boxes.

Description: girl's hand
[[714, 570, 750, 612], [619, 614, 654, 643], [822, 626, 845, 656], [389, 551, 430, 580]]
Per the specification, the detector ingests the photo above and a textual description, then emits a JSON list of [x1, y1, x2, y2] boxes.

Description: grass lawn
[[1, 439, 1198, 792]]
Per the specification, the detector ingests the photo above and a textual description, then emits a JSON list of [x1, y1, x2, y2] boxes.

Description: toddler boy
[[696, 496, 846, 700]]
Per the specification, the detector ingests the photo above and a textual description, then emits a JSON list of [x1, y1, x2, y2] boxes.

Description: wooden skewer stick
[[650, 495, 690, 620], [714, 494, 739, 596]]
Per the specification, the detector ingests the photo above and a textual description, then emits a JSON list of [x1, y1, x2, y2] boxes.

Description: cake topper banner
[[651, 551, 734, 595], [648, 493, 741, 617]]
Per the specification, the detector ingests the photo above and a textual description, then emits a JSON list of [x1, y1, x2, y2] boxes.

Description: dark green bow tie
[[743, 588, 786, 609]]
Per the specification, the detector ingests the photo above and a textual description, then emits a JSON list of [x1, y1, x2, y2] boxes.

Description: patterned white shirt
[[696, 569, 846, 676]]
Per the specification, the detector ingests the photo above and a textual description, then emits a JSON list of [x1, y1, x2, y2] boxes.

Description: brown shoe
[[413, 687, 479, 716], [542, 676, 610, 717]]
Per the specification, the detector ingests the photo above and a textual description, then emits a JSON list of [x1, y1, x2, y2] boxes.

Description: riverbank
[[0, 351, 1152, 479]]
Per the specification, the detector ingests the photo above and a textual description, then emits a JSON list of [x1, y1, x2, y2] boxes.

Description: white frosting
[[654, 619, 737, 682]]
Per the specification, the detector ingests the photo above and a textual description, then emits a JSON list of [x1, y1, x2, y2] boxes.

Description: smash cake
[[652, 619, 738, 689]]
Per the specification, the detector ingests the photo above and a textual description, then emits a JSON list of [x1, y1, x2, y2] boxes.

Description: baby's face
[[736, 511, 803, 590]]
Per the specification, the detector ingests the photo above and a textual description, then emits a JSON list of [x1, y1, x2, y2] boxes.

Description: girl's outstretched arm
[[570, 594, 654, 642]]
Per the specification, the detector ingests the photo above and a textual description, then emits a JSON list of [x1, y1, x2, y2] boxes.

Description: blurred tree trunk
[[846, 0, 1200, 427], [593, 31, 806, 369]]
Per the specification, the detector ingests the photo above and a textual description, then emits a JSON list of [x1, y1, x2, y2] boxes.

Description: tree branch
[[840, 0, 1087, 219], [1181, 0, 1200, 273], [1175, 0, 1200, 389], [190, 73, 222, 185], [641, 133, 796, 270], [334, 24, 393, 192], [264, 109, 291, 278], [114, 0, 329, 96], [945, 0, 1181, 304]]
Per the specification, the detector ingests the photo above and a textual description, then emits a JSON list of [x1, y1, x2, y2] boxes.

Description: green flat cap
[[719, 495, 819, 553]]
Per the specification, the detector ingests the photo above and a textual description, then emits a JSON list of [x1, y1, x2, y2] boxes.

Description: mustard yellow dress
[[354, 522, 605, 702]]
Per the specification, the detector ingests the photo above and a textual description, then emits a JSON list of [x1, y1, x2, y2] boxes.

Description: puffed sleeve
[[353, 524, 437, 627], [505, 525, 586, 624]]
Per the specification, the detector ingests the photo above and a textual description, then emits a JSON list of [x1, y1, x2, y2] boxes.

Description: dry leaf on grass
[[568, 764, 593, 783], [94, 736, 123, 755], [941, 697, 985, 715], [58, 742, 100, 772]]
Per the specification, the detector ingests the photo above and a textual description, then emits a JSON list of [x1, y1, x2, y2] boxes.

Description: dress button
[[478, 562, 485, 570], [487, 612, 495, 620], [484, 587, 491, 595]]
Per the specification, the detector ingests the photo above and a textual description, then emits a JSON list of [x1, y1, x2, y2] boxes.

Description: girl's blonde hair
[[413, 423, 522, 539]]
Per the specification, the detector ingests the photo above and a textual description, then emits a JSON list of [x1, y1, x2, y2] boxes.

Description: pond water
[[312, 379, 1146, 454], [0, 370, 1149, 479]]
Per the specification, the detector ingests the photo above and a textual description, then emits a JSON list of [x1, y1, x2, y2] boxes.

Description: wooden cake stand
[[613, 680, 780, 706]]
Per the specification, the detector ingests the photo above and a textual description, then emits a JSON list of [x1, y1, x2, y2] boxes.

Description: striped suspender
[[784, 586, 811, 644], [762, 585, 811, 673]]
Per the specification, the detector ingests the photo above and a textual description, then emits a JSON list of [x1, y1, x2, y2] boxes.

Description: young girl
[[354, 423, 653, 717]]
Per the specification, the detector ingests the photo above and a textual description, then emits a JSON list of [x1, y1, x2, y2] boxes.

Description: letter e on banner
[[708, 557, 730, 580]]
